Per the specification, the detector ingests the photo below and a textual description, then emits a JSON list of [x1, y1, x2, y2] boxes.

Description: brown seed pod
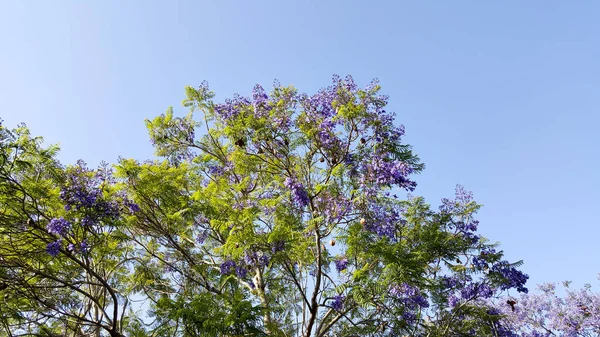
[[330, 239, 336, 246], [319, 157, 325, 163], [360, 137, 366, 144]]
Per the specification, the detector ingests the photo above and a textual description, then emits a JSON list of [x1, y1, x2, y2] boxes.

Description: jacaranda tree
[[0, 121, 138, 337], [490, 279, 600, 336], [116, 75, 529, 336]]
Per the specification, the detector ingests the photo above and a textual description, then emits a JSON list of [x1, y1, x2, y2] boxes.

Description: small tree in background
[[490, 279, 600, 336]]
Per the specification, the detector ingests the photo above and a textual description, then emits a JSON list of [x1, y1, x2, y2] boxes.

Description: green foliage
[[0, 76, 526, 337], [0, 122, 134, 337]]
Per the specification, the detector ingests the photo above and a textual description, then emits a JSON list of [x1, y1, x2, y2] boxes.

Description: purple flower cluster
[[67, 240, 88, 253], [331, 295, 345, 312], [389, 283, 429, 309], [44, 162, 138, 257], [448, 295, 461, 307], [46, 216, 92, 256], [124, 199, 140, 214], [314, 193, 352, 223], [298, 78, 339, 120], [362, 203, 403, 240], [251, 84, 272, 119], [441, 276, 460, 289], [235, 265, 248, 278], [46, 217, 71, 236], [460, 282, 494, 300], [491, 261, 529, 293], [439, 186, 482, 244], [485, 309, 519, 337], [470, 248, 497, 271], [489, 280, 600, 336], [335, 256, 348, 273], [206, 161, 237, 184], [81, 216, 95, 227], [361, 156, 415, 190], [244, 251, 270, 268], [214, 94, 251, 122], [220, 260, 237, 275], [316, 120, 341, 152], [221, 251, 272, 278], [46, 239, 62, 257], [471, 256, 489, 270], [79, 239, 89, 252], [60, 163, 121, 219], [284, 177, 309, 208], [440, 185, 474, 215]]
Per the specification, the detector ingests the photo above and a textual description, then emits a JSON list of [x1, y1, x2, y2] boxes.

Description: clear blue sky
[[2, 1, 599, 290]]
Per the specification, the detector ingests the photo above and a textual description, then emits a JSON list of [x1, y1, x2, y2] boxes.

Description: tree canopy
[[1, 76, 531, 337]]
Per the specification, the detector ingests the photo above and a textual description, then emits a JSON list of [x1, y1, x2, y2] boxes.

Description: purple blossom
[[491, 261, 529, 293], [335, 256, 348, 273], [81, 216, 95, 227], [244, 251, 258, 265], [284, 177, 309, 208], [448, 295, 460, 307], [214, 94, 251, 122], [60, 163, 121, 219], [460, 282, 494, 299], [389, 283, 429, 308], [46, 217, 71, 236], [80, 239, 88, 253], [331, 295, 345, 312], [124, 199, 140, 213], [244, 251, 269, 267], [236, 265, 248, 278], [363, 203, 403, 240], [489, 280, 600, 336], [441, 276, 459, 289], [359, 155, 416, 191], [316, 119, 341, 151], [401, 310, 418, 325], [472, 256, 488, 270], [251, 84, 272, 118], [258, 254, 270, 267], [46, 240, 62, 257], [440, 185, 474, 215], [314, 193, 352, 223], [220, 260, 236, 275]]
